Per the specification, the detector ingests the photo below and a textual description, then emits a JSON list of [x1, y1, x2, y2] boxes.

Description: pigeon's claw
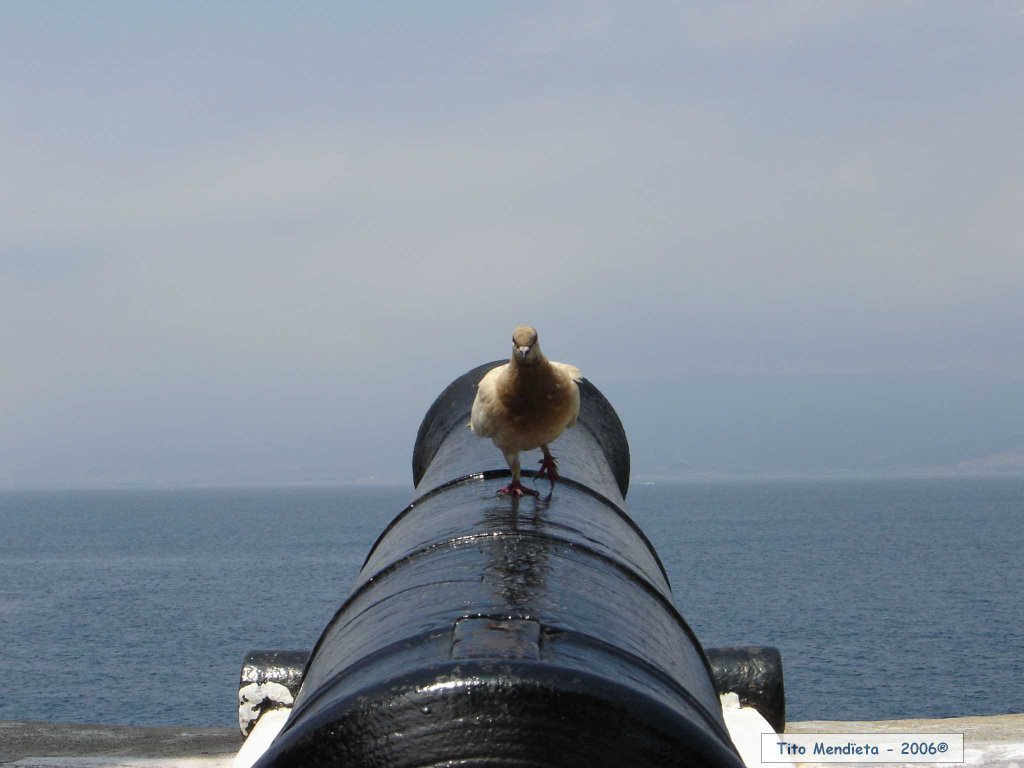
[[537, 454, 560, 484], [498, 480, 539, 497]]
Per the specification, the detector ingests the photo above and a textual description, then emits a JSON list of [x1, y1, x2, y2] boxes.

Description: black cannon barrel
[[253, 363, 747, 768]]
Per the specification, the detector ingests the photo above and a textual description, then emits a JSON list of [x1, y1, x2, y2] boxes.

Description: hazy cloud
[[2, 3, 1022, 485]]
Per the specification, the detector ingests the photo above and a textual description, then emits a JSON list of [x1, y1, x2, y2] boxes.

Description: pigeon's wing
[[552, 362, 582, 383], [470, 364, 506, 438], [551, 361, 583, 429]]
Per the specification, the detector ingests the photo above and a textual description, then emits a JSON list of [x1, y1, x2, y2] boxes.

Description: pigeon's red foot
[[498, 480, 539, 497], [537, 454, 560, 484]]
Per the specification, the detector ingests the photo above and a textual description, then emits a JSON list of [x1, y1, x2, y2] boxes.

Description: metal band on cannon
[[246, 363, 779, 767]]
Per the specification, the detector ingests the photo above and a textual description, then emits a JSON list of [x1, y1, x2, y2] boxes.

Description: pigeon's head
[[511, 325, 540, 365]]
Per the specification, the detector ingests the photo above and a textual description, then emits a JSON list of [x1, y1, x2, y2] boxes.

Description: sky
[[2, 2, 1023, 487]]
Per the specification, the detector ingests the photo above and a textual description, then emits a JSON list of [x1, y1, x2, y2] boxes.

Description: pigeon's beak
[[515, 345, 531, 362]]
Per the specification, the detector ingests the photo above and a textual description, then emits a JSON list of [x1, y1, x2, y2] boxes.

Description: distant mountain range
[[600, 370, 1024, 478]]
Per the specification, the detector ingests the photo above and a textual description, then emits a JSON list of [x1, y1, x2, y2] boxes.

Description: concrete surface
[[788, 715, 1024, 768], [1, 715, 1022, 767], [0, 722, 239, 767]]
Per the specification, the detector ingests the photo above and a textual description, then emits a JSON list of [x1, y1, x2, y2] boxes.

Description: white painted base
[[722, 692, 795, 768], [231, 709, 289, 768]]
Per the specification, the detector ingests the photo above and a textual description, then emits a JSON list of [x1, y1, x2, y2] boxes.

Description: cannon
[[241, 362, 784, 767]]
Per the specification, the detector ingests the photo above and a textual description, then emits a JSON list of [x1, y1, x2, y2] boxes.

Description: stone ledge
[[787, 715, 1024, 768], [2, 715, 1022, 768], [0, 721, 239, 765]]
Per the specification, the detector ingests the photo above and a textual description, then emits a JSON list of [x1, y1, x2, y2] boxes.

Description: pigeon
[[470, 325, 582, 497]]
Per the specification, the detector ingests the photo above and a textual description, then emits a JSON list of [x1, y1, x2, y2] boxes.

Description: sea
[[0, 476, 1021, 728]]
